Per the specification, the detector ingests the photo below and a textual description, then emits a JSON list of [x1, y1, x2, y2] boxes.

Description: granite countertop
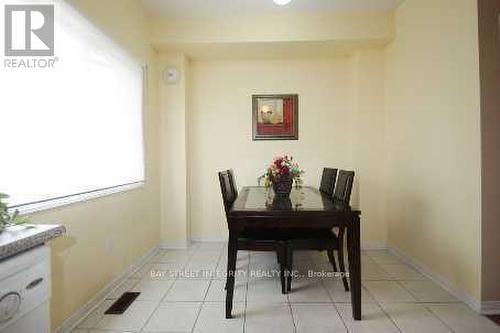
[[0, 224, 66, 260]]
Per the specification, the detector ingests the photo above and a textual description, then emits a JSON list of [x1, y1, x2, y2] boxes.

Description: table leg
[[279, 243, 287, 294], [348, 215, 362, 320], [286, 242, 293, 292], [226, 229, 238, 319]]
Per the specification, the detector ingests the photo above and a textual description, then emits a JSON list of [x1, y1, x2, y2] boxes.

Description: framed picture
[[252, 94, 299, 141]]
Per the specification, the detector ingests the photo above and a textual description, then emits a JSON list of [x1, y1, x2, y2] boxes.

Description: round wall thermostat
[[163, 67, 180, 84]]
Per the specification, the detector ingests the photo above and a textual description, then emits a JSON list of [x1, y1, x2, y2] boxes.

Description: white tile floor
[[73, 243, 500, 333]]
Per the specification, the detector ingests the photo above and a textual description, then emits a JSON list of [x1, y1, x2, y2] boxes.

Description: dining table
[[226, 186, 362, 320]]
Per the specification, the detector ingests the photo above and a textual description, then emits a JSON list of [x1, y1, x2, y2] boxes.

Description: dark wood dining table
[[226, 186, 362, 320]]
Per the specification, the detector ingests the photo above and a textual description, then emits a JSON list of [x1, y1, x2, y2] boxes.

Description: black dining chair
[[319, 168, 338, 196], [331, 169, 355, 291], [285, 169, 355, 292], [218, 170, 288, 296]]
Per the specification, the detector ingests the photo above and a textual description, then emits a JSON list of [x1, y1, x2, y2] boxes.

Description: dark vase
[[272, 174, 293, 197]]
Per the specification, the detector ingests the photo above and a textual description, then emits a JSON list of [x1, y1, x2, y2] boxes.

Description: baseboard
[[160, 239, 191, 249], [190, 235, 227, 243], [361, 241, 387, 250], [54, 245, 159, 333], [188, 238, 387, 249], [388, 246, 482, 313], [481, 301, 500, 315]]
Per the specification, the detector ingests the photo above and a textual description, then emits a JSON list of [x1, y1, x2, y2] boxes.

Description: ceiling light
[[273, 0, 292, 6]]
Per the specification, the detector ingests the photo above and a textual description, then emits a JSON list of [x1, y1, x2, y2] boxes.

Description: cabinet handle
[[26, 278, 43, 290]]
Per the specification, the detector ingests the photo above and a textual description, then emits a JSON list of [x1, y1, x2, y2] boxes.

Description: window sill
[[14, 182, 145, 215]]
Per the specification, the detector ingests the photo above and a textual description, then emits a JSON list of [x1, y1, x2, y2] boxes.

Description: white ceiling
[[142, 0, 403, 18]]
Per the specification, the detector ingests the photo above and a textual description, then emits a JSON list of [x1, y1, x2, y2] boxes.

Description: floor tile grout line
[[362, 253, 406, 333], [247, 251, 295, 332], [157, 268, 181, 304], [189, 299, 205, 333], [289, 250, 350, 332], [133, 265, 179, 332], [320, 277, 349, 332], [395, 279, 460, 303], [391, 279, 419, 303], [422, 303, 457, 333], [93, 329, 136, 332], [395, 278, 458, 333], [138, 245, 207, 333], [196, 249, 224, 328], [286, 298, 298, 333], [374, 268, 457, 333], [191, 245, 226, 333], [148, 244, 223, 333], [379, 267, 428, 282], [372, 301, 403, 333], [367, 288, 404, 333], [157, 243, 208, 304], [362, 252, 415, 281], [284, 276, 298, 333], [364, 263, 421, 332]]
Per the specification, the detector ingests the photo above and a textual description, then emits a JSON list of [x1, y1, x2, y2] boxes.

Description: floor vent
[[104, 292, 140, 315]]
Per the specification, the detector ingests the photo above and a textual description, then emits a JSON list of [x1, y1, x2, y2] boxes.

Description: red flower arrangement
[[259, 154, 304, 190]]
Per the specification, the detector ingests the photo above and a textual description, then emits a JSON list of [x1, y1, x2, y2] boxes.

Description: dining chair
[[285, 169, 355, 292], [218, 170, 288, 295], [331, 169, 355, 291], [319, 168, 338, 196]]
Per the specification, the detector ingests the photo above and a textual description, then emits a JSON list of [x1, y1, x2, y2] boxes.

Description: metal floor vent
[[104, 292, 140, 315]]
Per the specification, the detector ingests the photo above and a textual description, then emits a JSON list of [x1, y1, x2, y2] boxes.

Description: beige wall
[[351, 50, 388, 245], [150, 11, 394, 44], [158, 53, 192, 247], [188, 58, 351, 240], [384, 0, 482, 301], [149, 8, 395, 61], [478, 0, 500, 302], [185, 56, 387, 244], [31, 0, 160, 329]]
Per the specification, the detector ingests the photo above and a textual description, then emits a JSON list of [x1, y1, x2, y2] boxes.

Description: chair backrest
[[333, 170, 355, 203], [218, 169, 238, 217], [319, 168, 338, 196]]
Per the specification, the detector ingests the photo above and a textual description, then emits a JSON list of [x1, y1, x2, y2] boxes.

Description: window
[[0, 1, 145, 212]]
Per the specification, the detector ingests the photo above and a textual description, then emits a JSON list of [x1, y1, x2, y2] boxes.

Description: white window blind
[[0, 1, 145, 210]]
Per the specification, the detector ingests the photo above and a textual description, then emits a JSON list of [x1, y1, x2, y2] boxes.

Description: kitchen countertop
[[0, 224, 66, 261]]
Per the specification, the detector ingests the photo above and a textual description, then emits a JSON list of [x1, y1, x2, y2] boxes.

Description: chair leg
[[338, 248, 349, 291], [226, 234, 238, 319], [224, 243, 232, 291], [337, 228, 349, 292], [278, 244, 287, 294], [286, 243, 293, 292], [327, 249, 338, 272]]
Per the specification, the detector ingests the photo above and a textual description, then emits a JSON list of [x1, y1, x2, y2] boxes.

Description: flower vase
[[272, 174, 293, 197]]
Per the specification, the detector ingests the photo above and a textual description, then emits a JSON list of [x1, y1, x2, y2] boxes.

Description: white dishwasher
[[0, 245, 51, 333]]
